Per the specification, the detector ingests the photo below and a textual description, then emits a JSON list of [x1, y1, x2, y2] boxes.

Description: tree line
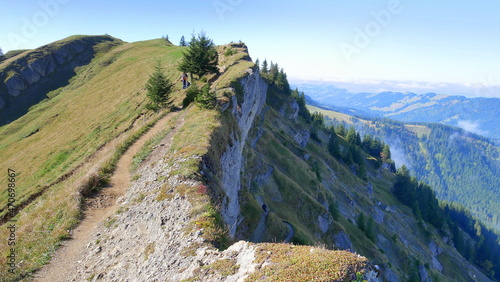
[[145, 32, 219, 111], [392, 164, 500, 280]]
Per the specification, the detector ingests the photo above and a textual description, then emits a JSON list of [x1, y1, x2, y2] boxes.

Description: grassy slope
[[0, 38, 188, 277]]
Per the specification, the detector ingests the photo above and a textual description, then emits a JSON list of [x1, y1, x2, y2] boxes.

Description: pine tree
[[269, 62, 279, 82], [0, 47, 3, 56], [337, 124, 347, 138], [145, 60, 174, 111], [178, 32, 218, 79], [346, 127, 357, 145], [381, 144, 391, 161], [355, 132, 362, 146], [312, 112, 324, 127], [179, 35, 187, 46], [328, 134, 341, 158], [393, 165, 417, 206], [275, 68, 290, 93], [343, 148, 353, 165], [366, 217, 376, 241], [296, 92, 311, 122], [281, 69, 291, 94], [356, 212, 366, 232], [261, 59, 268, 73], [312, 160, 322, 182], [254, 58, 260, 71]]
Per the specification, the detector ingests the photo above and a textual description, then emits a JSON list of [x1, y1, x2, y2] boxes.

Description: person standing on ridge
[[181, 73, 188, 89]]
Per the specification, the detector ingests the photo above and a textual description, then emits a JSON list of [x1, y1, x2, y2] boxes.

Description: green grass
[[130, 114, 180, 172], [404, 124, 432, 138], [0, 38, 190, 279], [203, 258, 239, 277], [213, 43, 254, 90]]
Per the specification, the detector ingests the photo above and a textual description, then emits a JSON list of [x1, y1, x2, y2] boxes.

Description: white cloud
[[456, 120, 489, 136]]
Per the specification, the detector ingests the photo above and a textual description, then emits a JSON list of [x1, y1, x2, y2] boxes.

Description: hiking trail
[[33, 110, 183, 281]]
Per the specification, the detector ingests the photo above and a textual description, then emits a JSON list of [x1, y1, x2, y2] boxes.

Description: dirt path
[[283, 222, 294, 243], [33, 111, 179, 281]]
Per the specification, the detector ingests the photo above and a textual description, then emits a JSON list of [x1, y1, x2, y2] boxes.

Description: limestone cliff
[[220, 69, 268, 237]]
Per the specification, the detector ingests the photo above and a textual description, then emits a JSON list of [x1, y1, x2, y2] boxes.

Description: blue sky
[[1, 0, 499, 97]]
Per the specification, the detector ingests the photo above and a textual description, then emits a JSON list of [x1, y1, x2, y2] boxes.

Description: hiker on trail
[[262, 203, 267, 213], [181, 73, 188, 89]]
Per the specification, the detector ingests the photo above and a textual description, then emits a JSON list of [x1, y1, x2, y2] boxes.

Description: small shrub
[[183, 83, 198, 108], [195, 84, 216, 109], [80, 174, 107, 197], [224, 47, 235, 57], [134, 193, 146, 202]]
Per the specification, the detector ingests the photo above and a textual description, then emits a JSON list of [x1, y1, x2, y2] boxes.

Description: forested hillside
[[307, 105, 500, 280], [309, 105, 500, 233]]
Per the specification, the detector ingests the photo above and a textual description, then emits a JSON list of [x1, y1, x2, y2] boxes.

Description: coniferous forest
[[306, 104, 500, 280], [322, 114, 500, 232]]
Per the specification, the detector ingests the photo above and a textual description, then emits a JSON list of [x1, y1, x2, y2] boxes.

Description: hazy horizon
[[290, 77, 500, 99]]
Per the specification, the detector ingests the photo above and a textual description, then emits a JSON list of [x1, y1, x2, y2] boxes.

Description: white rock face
[[225, 241, 258, 282], [318, 214, 331, 234], [220, 69, 268, 238]]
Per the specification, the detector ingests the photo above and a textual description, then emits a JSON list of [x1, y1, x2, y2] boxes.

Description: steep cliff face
[[0, 35, 121, 122], [220, 69, 268, 237]]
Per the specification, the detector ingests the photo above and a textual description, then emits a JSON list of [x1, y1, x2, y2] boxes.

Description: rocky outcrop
[[220, 69, 268, 237], [419, 265, 431, 282], [318, 213, 332, 234], [333, 231, 354, 251], [429, 241, 443, 272], [0, 35, 120, 122]]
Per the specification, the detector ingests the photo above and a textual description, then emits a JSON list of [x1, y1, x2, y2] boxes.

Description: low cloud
[[456, 120, 488, 136], [387, 140, 411, 170]]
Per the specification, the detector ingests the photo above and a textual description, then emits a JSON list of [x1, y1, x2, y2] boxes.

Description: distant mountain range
[[293, 83, 500, 142]]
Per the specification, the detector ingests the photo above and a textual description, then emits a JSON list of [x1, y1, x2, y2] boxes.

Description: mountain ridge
[[294, 82, 500, 142], [0, 36, 496, 281]]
